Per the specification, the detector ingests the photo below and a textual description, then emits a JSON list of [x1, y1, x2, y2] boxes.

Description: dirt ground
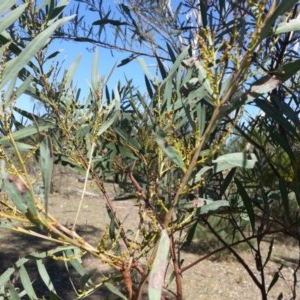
[[1, 167, 300, 299]]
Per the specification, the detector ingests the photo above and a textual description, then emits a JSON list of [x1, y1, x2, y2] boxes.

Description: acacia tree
[[1, 1, 300, 299]]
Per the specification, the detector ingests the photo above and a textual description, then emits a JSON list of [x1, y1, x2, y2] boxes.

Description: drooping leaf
[[255, 99, 298, 137], [156, 131, 185, 171], [219, 168, 236, 198], [39, 135, 54, 217], [148, 230, 170, 300], [19, 265, 38, 300], [36, 259, 57, 295], [235, 178, 255, 232], [267, 265, 283, 294]]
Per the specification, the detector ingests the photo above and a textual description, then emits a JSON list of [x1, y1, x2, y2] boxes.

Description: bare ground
[[1, 168, 300, 299]]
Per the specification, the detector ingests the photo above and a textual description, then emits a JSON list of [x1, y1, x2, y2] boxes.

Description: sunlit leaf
[[212, 152, 257, 173], [148, 230, 170, 300], [19, 265, 37, 300], [39, 135, 53, 216], [156, 131, 185, 171]]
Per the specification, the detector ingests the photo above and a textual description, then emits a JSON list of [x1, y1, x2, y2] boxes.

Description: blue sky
[[16, 37, 149, 117], [16, 1, 155, 117]]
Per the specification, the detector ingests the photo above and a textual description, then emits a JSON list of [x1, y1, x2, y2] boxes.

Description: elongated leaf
[[162, 47, 190, 85], [19, 265, 37, 300], [60, 54, 81, 94], [267, 265, 283, 294], [219, 168, 236, 197], [115, 127, 141, 151], [39, 136, 53, 216], [8, 284, 21, 300], [184, 221, 198, 245], [0, 0, 17, 13], [36, 259, 57, 294], [212, 152, 257, 173], [97, 110, 120, 136], [0, 4, 27, 35], [260, 0, 299, 40], [0, 124, 55, 144], [263, 239, 274, 268], [156, 132, 185, 171], [137, 58, 154, 81], [166, 42, 177, 63], [255, 99, 298, 137], [117, 54, 136, 67], [93, 19, 128, 26], [0, 257, 29, 288], [156, 55, 167, 79], [279, 179, 290, 221], [189, 166, 213, 185], [198, 200, 230, 214], [104, 282, 127, 300], [145, 75, 154, 98], [235, 178, 255, 232], [278, 58, 300, 82], [0, 15, 75, 90], [4, 178, 28, 213], [149, 230, 170, 300], [274, 19, 300, 35]]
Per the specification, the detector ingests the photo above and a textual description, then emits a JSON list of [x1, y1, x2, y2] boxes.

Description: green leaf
[[212, 152, 257, 173], [156, 55, 167, 79], [39, 136, 54, 216], [219, 168, 236, 197], [0, 14, 75, 90], [8, 284, 21, 300], [162, 47, 190, 86], [0, 124, 55, 145], [137, 58, 155, 81], [189, 166, 213, 185], [274, 19, 300, 35], [97, 109, 120, 136], [235, 178, 255, 232], [0, 0, 18, 13], [246, 75, 282, 102], [198, 200, 230, 215], [148, 230, 170, 300], [184, 222, 198, 245], [278, 59, 300, 82], [19, 265, 38, 300], [36, 259, 57, 295], [4, 179, 28, 213], [156, 131, 185, 171], [0, 4, 27, 35], [93, 19, 128, 26], [60, 54, 81, 94], [104, 282, 127, 300], [260, 0, 299, 40], [279, 179, 290, 222], [115, 127, 142, 151], [255, 99, 298, 137], [166, 42, 177, 63]]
